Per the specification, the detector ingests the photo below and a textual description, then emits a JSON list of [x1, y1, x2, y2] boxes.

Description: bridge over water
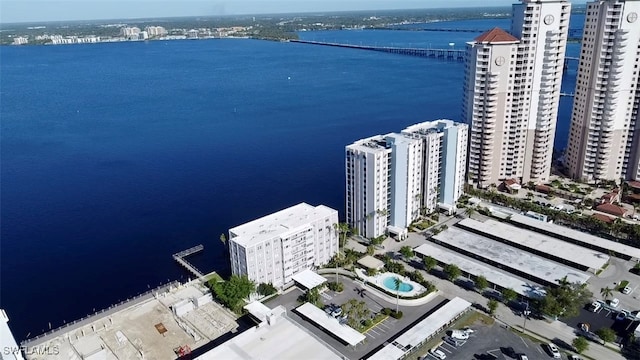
[[291, 39, 465, 60], [292, 39, 581, 68]]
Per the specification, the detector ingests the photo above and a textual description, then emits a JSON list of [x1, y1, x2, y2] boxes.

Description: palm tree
[[332, 223, 349, 283], [220, 233, 227, 247], [600, 286, 613, 300], [394, 277, 402, 313]]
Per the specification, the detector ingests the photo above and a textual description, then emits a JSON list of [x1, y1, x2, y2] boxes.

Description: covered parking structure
[[456, 218, 610, 273], [432, 227, 591, 287], [508, 213, 640, 261], [366, 297, 471, 360], [294, 302, 365, 347], [414, 243, 546, 299], [292, 269, 327, 292]]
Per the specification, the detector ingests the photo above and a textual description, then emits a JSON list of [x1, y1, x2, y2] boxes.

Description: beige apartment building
[[565, 0, 640, 182]]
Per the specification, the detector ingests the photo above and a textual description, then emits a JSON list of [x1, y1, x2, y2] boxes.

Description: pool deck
[[354, 269, 425, 297]]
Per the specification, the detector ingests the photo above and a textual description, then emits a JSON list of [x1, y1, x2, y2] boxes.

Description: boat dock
[[173, 244, 205, 278]]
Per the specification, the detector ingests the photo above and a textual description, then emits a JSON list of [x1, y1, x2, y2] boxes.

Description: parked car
[[331, 307, 343, 318], [610, 298, 620, 307], [429, 349, 447, 360], [588, 301, 602, 312], [443, 336, 464, 347], [516, 354, 529, 360], [547, 343, 561, 358], [569, 355, 583, 360], [616, 310, 629, 321], [449, 329, 469, 340], [622, 286, 632, 295]]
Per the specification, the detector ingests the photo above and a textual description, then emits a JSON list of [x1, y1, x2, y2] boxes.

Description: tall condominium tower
[[345, 120, 468, 239], [464, 0, 571, 188], [565, 0, 640, 182]]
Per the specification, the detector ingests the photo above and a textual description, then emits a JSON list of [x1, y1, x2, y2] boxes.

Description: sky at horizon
[[0, 0, 579, 24]]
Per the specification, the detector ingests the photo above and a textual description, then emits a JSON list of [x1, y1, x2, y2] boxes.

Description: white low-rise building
[[228, 203, 338, 288]]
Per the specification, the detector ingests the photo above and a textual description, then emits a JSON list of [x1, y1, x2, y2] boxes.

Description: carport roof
[[357, 255, 385, 270], [292, 269, 327, 290]]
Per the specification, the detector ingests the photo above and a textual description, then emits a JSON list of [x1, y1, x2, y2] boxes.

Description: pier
[[173, 244, 205, 278], [290, 39, 465, 61]]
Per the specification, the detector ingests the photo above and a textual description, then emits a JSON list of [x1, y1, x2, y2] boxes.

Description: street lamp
[[522, 302, 531, 334]]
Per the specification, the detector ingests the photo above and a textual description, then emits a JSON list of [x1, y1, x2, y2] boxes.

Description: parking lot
[[420, 322, 571, 360], [561, 300, 639, 344], [265, 275, 447, 360]]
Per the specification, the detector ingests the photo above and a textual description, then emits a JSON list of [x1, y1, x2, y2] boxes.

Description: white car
[[622, 286, 632, 295], [588, 301, 602, 312], [429, 349, 446, 360], [449, 329, 469, 340], [610, 298, 620, 307], [548, 343, 561, 359]]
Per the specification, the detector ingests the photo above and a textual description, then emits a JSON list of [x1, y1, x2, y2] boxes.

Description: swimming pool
[[382, 276, 414, 292]]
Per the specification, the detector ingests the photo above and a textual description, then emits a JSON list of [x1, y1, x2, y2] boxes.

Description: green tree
[[399, 246, 414, 260], [366, 267, 378, 277], [220, 233, 227, 247], [595, 328, 616, 343], [501, 288, 518, 304], [541, 277, 593, 319], [304, 287, 322, 307], [475, 275, 489, 293], [572, 336, 589, 354], [332, 222, 351, 282], [257, 283, 277, 296], [366, 245, 375, 256], [600, 286, 613, 300], [393, 277, 402, 313], [444, 264, 461, 282], [211, 275, 256, 312], [488, 299, 499, 315], [424, 256, 438, 272]]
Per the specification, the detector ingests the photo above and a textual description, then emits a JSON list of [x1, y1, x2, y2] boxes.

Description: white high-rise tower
[[565, 0, 640, 182]]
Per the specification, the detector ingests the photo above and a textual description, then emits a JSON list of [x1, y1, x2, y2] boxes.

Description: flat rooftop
[[23, 281, 238, 360], [414, 243, 546, 298], [296, 302, 365, 346], [196, 307, 343, 360], [509, 213, 640, 260], [367, 297, 471, 360], [229, 203, 337, 247], [457, 218, 610, 271], [433, 227, 591, 286]]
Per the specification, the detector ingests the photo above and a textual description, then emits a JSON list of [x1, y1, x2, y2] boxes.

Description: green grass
[[361, 314, 388, 334], [619, 280, 629, 290], [202, 272, 223, 283]]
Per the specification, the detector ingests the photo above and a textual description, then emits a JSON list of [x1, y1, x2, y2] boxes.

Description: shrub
[[391, 310, 403, 319], [327, 281, 344, 292], [382, 308, 392, 315], [257, 283, 278, 296]]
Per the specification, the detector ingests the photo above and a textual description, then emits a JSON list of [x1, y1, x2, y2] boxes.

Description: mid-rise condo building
[[463, 0, 571, 187], [346, 120, 468, 239], [228, 203, 338, 288], [565, 0, 640, 182]]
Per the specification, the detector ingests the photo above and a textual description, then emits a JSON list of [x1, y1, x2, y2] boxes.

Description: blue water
[[383, 276, 414, 292], [1, 16, 581, 340]]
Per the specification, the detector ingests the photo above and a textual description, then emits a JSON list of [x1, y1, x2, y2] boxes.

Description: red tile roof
[[504, 178, 518, 186], [474, 28, 518, 43], [596, 203, 627, 217], [592, 213, 615, 223], [628, 181, 640, 189]]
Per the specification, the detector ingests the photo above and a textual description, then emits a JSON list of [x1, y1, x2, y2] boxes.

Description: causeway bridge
[[291, 39, 465, 60], [173, 244, 205, 278]]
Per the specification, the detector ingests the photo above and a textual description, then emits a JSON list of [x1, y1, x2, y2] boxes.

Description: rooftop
[[291, 269, 327, 290], [295, 302, 365, 346], [23, 281, 238, 360], [596, 203, 627, 217], [196, 306, 342, 360], [433, 227, 591, 286], [510, 213, 640, 259], [457, 218, 610, 271], [474, 27, 518, 43], [414, 243, 546, 298], [229, 203, 337, 247]]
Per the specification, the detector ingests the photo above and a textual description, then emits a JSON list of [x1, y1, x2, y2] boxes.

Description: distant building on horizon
[[463, 0, 571, 188], [228, 203, 338, 289], [564, 0, 640, 182], [145, 26, 168, 38], [120, 26, 140, 39], [345, 120, 468, 239]]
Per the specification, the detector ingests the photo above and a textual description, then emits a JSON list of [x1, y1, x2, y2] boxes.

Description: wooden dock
[[173, 245, 204, 278]]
